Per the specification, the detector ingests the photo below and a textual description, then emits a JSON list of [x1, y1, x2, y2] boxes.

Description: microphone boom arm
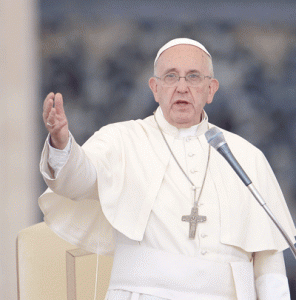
[[247, 183, 296, 259], [205, 127, 296, 259]]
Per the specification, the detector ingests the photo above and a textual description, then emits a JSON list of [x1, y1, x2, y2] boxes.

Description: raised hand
[[43, 92, 69, 150]]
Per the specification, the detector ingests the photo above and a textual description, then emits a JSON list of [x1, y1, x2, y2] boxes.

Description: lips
[[174, 100, 190, 105]]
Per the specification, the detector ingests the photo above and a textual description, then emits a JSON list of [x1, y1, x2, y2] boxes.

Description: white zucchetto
[[154, 38, 211, 66]]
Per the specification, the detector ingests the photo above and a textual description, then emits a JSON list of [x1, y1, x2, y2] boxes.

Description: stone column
[[0, 0, 40, 298]]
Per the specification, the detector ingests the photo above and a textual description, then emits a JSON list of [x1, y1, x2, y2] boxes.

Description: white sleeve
[[40, 133, 98, 201], [254, 250, 291, 300], [47, 133, 72, 178], [255, 273, 290, 300]]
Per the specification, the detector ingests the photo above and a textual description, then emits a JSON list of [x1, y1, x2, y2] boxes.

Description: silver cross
[[182, 207, 207, 239]]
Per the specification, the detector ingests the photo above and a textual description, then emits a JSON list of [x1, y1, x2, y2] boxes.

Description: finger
[[43, 100, 54, 123], [43, 93, 55, 121], [43, 92, 55, 111], [54, 93, 65, 115], [46, 108, 56, 128]]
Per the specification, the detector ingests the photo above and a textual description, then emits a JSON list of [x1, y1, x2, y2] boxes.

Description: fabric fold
[[255, 273, 290, 300], [39, 107, 296, 256], [230, 261, 256, 300]]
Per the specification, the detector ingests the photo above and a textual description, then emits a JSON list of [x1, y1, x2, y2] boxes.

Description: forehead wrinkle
[[155, 45, 210, 76], [162, 68, 202, 75]]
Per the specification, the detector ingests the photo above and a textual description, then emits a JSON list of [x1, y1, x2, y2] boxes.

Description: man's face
[[149, 45, 219, 128]]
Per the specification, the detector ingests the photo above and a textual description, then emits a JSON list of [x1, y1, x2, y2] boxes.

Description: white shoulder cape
[[39, 113, 296, 255]]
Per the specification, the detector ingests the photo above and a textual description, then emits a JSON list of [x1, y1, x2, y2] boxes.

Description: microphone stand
[[247, 183, 296, 259], [205, 127, 296, 259]]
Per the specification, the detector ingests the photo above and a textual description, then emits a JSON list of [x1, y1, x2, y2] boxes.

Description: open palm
[[42, 92, 69, 150]]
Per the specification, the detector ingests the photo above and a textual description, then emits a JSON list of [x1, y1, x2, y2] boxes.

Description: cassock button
[[186, 137, 191, 142], [201, 233, 208, 238], [190, 169, 197, 173], [188, 152, 194, 157], [201, 250, 208, 255]]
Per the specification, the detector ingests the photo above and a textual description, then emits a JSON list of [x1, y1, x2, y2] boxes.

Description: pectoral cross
[[182, 207, 207, 239]]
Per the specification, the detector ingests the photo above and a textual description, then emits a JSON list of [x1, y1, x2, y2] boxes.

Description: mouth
[[174, 100, 190, 106]]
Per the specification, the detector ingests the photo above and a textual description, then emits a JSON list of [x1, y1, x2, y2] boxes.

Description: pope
[[40, 38, 296, 300]]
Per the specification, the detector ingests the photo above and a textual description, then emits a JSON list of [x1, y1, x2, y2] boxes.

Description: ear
[[149, 77, 157, 93], [149, 77, 160, 103], [206, 78, 219, 104]]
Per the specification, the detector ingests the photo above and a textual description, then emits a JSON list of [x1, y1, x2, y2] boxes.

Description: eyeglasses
[[154, 73, 212, 87]]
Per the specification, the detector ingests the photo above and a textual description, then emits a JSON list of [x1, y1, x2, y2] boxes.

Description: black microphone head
[[205, 127, 226, 149]]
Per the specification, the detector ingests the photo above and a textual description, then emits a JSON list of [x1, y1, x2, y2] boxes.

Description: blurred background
[[1, 0, 296, 298]]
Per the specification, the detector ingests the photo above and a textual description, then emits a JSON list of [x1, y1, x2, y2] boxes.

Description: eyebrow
[[163, 68, 200, 74]]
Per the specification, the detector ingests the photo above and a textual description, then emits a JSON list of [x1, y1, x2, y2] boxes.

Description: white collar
[[156, 107, 209, 139]]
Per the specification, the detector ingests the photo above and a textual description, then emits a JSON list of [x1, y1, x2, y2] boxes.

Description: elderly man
[[40, 38, 296, 300]]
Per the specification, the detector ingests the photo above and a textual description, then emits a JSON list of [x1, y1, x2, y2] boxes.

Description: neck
[[155, 107, 208, 138], [159, 107, 203, 129]]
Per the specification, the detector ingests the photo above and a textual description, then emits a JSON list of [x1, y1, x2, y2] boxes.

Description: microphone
[[205, 126, 296, 259], [205, 127, 251, 186]]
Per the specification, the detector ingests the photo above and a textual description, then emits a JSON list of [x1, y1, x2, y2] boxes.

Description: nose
[[176, 77, 189, 93]]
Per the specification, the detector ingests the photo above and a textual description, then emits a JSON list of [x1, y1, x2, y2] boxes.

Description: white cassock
[[39, 107, 296, 300]]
